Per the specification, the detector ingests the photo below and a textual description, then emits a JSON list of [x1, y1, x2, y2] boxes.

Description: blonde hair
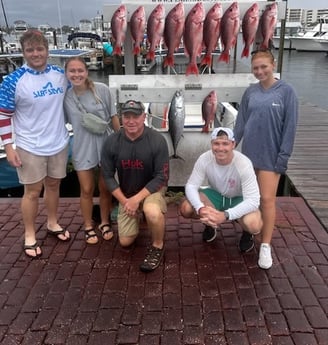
[[251, 49, 275, 63], [65, 56, 102, 103], [20, 30, 49, 50]]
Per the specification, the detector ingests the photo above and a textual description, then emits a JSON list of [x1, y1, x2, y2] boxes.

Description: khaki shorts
[[118, 188, 167, 237], [16, 146, 69, 184]]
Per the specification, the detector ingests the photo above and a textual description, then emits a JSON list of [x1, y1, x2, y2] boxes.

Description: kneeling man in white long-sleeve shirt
[[180, 127, 262, 247]]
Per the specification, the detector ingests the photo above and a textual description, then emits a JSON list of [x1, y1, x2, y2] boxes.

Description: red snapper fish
[[147, 4, 166, 61], [241, 3, 260, 58], [218, 2, 240, 64], [184, 2, 205, 76], [202, 90, 218, 133], [130, 6, 146, 56], [163, 2, 185, 68], [201, 3, 223, 68], [260, 2, 278, 49], [111, 5, 127, 56]]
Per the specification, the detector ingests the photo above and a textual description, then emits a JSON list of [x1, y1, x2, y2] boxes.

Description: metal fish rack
[[103, 1, 286, 186]]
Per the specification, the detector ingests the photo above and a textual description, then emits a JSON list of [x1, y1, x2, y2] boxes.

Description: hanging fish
[[163, 2, 185, 68], [111, 5, 127, 56], [146, 4, 165, 61], [241, 3, 260, 58], [168, 90, 185, 160], [130, 6, 146, 56], [259, 2, 278, 49], [184, 2, 205, 76], [218, 2, 240, 64], [202, 91, 218, 133], [201, 3, 223, 68]]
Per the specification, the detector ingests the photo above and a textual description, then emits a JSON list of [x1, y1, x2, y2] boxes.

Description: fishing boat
[[317, 37, 328, 53], [44, 30, 66, 49], [0, 53, 24, 82], [67, 32, 104, 70], [67, 19, 105, 70], [13, 20, 28, 35], [290, 16, 328, 52], [272, 21, 303, 50]]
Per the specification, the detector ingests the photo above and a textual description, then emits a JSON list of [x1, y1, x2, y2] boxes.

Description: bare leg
[[179, 192, 214, 219], [44, 176, 69, 240], [98, 169, 113, 240], [256, 170, 281, 244], [143, 202, 165, 249], [22, 181, 43, 256], [77, 169, 98, 244]]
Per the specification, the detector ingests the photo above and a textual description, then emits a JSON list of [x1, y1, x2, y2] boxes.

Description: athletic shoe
[[238, 230, 254, 253], [258, 243, 273, 269], [202, 225, 217, 242], [140, 245, 164, 272]]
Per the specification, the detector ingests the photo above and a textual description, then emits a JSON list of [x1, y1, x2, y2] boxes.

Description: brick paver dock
[[0, 197, 328, 344]]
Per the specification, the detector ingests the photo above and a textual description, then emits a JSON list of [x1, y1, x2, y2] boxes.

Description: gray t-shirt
[[64, 82, 116, 170]]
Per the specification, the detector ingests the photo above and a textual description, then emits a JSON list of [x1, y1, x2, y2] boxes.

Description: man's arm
[[144, 132, 169, 194]]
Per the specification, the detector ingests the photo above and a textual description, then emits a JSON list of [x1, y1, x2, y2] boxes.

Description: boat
[[0, 53, 24, 82], [47, 48, 95, 68], [67, 32, 104, 70], [290, 16, 328, 52], [272, 21, 303, 50], [317, 37, 328, 53], [66, 19, 105, 71], [44, 30, 66, 50], [13, 20, 28, 35]]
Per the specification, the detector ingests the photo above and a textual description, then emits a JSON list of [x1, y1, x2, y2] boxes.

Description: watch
[[224, 211, 229, 220]]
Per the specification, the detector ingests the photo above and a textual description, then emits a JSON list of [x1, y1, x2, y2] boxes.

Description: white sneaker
[[258, 243, 273, 269]]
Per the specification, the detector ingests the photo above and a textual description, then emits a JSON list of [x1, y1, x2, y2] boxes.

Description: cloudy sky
[[1, 0, 327, 27]]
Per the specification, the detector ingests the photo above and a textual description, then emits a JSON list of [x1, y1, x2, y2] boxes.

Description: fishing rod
[[1, 0, 9, 32]]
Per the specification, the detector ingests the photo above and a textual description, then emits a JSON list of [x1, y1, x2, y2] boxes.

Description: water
[[89, 49, 328, 112], [280, 51, 328, 111]]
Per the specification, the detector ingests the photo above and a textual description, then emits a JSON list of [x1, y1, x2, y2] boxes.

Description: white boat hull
[[318, 39, 328, 52], [273, 36, 295, 50], [290, 37, 327, 52]]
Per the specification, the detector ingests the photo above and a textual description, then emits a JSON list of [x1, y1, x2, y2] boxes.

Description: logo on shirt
[[33, 82, 64, 98], [228, 178, 236, 188], [121, 159, 144, 169], [272, 102, 280, 107]]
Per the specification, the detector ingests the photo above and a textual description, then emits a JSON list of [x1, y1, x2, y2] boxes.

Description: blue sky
[[1, 0, 327, 27]]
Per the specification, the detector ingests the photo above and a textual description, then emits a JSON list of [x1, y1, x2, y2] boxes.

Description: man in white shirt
[[180, 127, 262, 246], [0, 30, 70, 258]]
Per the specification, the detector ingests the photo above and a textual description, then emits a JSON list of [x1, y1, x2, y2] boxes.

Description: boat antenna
[[1, 0, 10, 32]]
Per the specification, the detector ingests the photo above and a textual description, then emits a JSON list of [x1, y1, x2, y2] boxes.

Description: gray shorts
[[118, 188, 167, 237], [16, 146, 69, 184]]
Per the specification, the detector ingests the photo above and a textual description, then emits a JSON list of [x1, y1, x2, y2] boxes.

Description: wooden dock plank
[[287, 101, 328, 231]]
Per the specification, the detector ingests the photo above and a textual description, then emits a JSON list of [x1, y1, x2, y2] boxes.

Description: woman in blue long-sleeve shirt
[[234, 49, 298, 270]]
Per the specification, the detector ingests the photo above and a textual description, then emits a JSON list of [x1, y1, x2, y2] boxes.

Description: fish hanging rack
[[104, 1, 286, 26], [104, 1, 286, 186], [106, 0, 283, 128], [103, 0, 287, 72]]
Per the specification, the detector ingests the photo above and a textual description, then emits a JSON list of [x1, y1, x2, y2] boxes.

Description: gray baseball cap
[[121, 100, 145, 115]]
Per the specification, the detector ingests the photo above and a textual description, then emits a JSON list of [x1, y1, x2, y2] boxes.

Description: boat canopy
[[68, 32, 102, 42]]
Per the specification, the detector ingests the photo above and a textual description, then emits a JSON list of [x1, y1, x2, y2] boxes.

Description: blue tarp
[[0, 158, 20, 189]]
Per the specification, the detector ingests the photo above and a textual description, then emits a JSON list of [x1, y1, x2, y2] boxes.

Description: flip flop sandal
[[47, 228, 70, 241], [23, 242, 42, 259], [85, 228, 98, 245], [99, 223, 113, 240]]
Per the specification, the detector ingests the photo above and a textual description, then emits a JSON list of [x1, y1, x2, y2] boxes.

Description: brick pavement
[[0, 196, 328, 345]]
